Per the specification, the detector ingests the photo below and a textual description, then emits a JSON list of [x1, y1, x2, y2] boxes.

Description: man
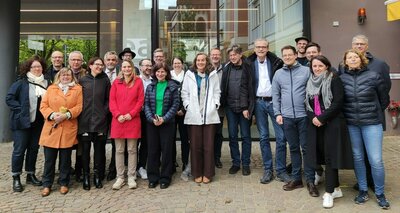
[[103, 51, 119, 181], [247, 38, 290, 184], [272, 45, 318, 197], [153, 48, 166, 65], [221, 45, 254, 176], [68, 51, 86, 81], [118, 47, 140, 75], [338, 34, 391, 193], [46, 51, 64, 81], [210, 48, 225, 169], [305, 42, 338, 74], [137, 58, 154, 180], [295, 37, 309, 66]]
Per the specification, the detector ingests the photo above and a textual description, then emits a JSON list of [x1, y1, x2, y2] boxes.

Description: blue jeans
[[225, 107, 252, 167], [283, 117, 314, 183], [11, 122, 43, 176], [254, 99, 287, 174], [348, 124, 385, 195]]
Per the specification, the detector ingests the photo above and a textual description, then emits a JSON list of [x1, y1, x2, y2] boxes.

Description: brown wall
[[310, 0, 400, 135]]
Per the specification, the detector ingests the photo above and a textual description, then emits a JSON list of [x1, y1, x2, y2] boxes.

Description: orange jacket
[[39, 84, 83, 148]]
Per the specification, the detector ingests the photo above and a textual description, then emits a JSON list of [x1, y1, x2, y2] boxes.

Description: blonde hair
[[119, 60, 137, 88], [53, 67, 78, 85], [342, 49, 369, 70]]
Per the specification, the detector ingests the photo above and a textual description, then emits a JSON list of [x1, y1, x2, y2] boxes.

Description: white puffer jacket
[[181, 70, 221, 125]]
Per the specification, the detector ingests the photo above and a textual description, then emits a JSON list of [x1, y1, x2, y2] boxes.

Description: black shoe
[[26, 174, 42, 186], [242, 166, 251, 176], [229, 165, 240, 174], [215, 159, 223, 168], [260, 170, 273, 184], [12, 175, 23, 192], [94, 175, 103, 189], [307, 182, 319, 197], [160, 182, 169, 189], [283, 180, 304, 191], [107, 170, 116, 181], [148, 182, 158, 188], [83, 175, 90, 190]]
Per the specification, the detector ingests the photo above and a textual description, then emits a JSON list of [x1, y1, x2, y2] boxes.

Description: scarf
[[58, 82, 76, 95], [305, 70, 333, 113], [195, 72, 208, 116], [27, 71, 47, 97]]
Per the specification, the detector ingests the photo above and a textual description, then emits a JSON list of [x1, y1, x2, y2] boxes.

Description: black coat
[[78, 72, 111, 134], [306, 76, 353, 169]]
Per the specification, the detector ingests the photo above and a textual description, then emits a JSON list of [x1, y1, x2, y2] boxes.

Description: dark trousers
[[137, 112, 148, 169], [214, 116, 224, 161], [80, 133, 107, 179], [42, 146, 72, 188], [11, 120, 43, 175], [147, 122, 175, 184], [174, 115, 189, 166], [189, 124, 216, 179], [316, 129, 338, 193]]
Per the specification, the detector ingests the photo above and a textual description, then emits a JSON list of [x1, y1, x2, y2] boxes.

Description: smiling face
[[311, 59, 327, 76], [51, 51, 64, 69], [30, 60, 43, 77], [105, 54, 118, 70], [121, 61, 133, 78], [196, 54, 207, 73], [345, 52, 362, 70], [296, 39, 308, 54], [90, 59, 104, 76], [140, 59, 152, 77], [352, 38, 368, 54], [282, 49, 297, 66], [210, 49, 221, 65], [155, 68, 167, 81], [68, 52, 83, 71], [60, 70, 73, 84], [254, 40, 269, 60], [229, 51, 242, 66], [305, 46, 320, 61], [172, 58, 183, 71]]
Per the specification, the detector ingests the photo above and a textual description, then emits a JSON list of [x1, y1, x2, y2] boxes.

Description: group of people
[[6, 34, 391, 209]]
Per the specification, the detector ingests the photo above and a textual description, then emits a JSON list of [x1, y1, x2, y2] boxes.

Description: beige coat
[[39, 84, 83, 148]]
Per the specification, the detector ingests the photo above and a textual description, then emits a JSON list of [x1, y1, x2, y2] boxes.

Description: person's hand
[[276, 115, 283, 125], [53, 112, 67, 124], [117, 115, 125, 123], [242, 110, 250, 120], [124, 113, 132, 121], [177, 110, 184, 116], [312, 117, 323, 127]]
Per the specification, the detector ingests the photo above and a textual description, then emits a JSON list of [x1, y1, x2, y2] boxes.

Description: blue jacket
[[272, 62, 310, 118], [144, 79, 180, 124], [5, 77, 49, 130]]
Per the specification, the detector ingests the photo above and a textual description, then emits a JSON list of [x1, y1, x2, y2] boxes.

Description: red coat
[[109, 77, 144, 139]]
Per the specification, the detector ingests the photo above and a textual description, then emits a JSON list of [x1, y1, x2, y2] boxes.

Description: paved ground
[[0, 136, 399, 213]]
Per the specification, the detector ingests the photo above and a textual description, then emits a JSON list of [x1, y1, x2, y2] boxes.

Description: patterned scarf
[[305, 71, 333, 112]]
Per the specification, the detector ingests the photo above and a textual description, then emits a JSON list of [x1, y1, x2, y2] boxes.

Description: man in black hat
[[294, 37, 309, 66], [118, 47, 140, 75]]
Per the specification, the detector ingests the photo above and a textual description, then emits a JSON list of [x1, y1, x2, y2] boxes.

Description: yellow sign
[[386, 0, 400, 21]]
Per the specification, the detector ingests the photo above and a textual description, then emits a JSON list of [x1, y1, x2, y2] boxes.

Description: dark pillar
[[0, 0, 20, 142]]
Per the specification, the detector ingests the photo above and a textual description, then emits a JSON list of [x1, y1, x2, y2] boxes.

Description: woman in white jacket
[[181, 52, 221, 183]]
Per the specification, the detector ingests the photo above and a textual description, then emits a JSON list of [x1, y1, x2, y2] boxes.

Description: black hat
[[295, 36, 309, 43], [118, 48, 136, 60]]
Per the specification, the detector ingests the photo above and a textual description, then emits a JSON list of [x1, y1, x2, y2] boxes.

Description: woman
[[305, 55, 353, 208], [181, 53, 221, 184], [340, 49, 390, 209], [109, 60, 144, 190], [39, 67, 83, 196], [78, 57, 111, 190], [144, 62, 180, 189], [171, 57, 190, 171], [6, 56, 49, 192]]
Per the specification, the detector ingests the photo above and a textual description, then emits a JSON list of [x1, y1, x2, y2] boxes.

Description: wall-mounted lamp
[[358, 8, 367, 25]]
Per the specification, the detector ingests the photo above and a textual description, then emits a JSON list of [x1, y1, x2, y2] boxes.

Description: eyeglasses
[[255, 46, 268, 49], [141, 64, 152, 67], [353, 43, 367, 46], [70, 59, 82, 62], [52, 56, 63, 59], [94, 63, 104, 67], [30, 65, 42, 69]]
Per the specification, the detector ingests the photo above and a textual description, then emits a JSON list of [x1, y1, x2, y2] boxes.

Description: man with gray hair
[[221, 44, 254, 176], [68, 51, 86, 82]]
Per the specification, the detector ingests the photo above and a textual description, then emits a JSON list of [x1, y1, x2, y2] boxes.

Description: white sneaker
[[323, 193, 334, 208], [128, 177, 137, 189], [332, 187, 343, 199], [138, 167, 148, 180], [112, 178, 125, 190], [314, 172, 324, 186]]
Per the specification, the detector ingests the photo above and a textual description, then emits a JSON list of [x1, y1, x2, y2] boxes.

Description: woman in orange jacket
[[39, 67, 83, 197]]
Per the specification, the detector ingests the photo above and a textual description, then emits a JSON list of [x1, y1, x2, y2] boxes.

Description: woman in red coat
[[109, 60, 144, 190]]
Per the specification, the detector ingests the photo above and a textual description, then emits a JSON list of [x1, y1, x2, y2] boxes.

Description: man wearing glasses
[[46, 51, 64, 81]]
